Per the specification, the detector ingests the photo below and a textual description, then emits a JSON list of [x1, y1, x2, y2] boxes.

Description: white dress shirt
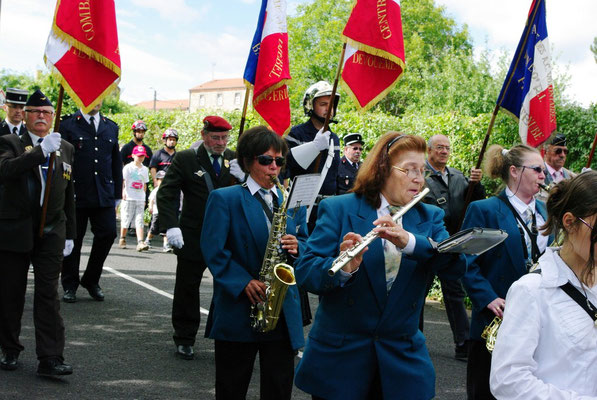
[[5, 119, 23, 135], [490, 247, 597, 399], [80, 111, 100, 132], [505, 187, 549, 256]]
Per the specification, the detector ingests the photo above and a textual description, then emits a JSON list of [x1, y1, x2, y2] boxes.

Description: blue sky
[[1, 0, 595, 107]]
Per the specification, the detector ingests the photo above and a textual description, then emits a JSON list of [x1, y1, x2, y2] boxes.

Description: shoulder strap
[[194, 147, 215, 193], [559, 282, 597, 322], [497, 192, 541, 263]]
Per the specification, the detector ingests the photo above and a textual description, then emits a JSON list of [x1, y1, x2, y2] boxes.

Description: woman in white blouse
[[490, 171, 597, 399]]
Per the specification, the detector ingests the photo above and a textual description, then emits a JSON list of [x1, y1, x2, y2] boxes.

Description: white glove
[[167, 227, 184, 249], [40, 132, 61, 157], [63, 239, 74, 257], [228, 159, 246, 182], [312, 129, 331, 151]]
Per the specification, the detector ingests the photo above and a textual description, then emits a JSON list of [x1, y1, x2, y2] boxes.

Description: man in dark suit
[[336, 133, 363, 195], [0, 90, 75, 376], [59, 101, 123, 303], [0, 88, 29, 137], [157, 115, 236, 360]]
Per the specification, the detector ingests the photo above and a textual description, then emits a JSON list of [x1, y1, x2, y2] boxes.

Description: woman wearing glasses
[[294, 132, 466, 400], [461, 144, 552, 399], [490, 171, 597, 399], [200, 126, 308, 399]]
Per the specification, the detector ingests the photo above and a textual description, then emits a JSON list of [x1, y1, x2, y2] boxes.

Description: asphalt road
[[1, 234, 467, 399]]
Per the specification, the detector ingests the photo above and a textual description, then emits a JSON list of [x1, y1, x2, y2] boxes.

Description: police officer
[[120, 120, 153, 167], [1, 88, 29, 136], [337, 133, 364, 195], [60, 101, 123, 303], [149, 128, 177, 187], [0, 90, 75, 375], [285, 81, 341, 231], [157, 116, 236, 360]]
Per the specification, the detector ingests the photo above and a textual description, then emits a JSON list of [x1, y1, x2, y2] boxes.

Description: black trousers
[[214, 339, 295, 400], [420, 274, 470, 345], [172, 256, 206, 346], [61, 206, 117, 291], [0, 231, 65, 360], [467, 339, 496, 400]]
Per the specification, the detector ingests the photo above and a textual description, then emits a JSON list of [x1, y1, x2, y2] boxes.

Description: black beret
[[550, 133, 566, 147], [25, 89, 53, 108]]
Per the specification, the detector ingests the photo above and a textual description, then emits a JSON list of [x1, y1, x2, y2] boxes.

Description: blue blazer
[[461, 192, 550, 341], [200, 184, 307, 351], [294, 193, 467, 400]]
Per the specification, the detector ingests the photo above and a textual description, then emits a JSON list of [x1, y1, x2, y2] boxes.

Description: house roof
[[190, 78, 245, 92], [135, 99, 189, 111]]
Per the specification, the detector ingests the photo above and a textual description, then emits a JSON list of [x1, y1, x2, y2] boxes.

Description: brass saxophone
[[250, 177, 296, 333]]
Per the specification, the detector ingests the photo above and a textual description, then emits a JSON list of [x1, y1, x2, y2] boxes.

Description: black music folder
[[430, 228, 508, 255]]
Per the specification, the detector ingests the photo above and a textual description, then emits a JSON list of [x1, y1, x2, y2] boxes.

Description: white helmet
[[302, 81, 340, 117]]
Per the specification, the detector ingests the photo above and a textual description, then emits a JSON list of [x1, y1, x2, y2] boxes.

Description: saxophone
[[250, 177, 297, 333]]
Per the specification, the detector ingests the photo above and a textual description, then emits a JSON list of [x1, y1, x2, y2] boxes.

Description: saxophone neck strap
[[497, 192, 540, 264], [249, 187, 279, 223]]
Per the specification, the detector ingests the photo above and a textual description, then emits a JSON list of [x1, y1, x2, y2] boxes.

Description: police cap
[[344, 133, 364, 146]]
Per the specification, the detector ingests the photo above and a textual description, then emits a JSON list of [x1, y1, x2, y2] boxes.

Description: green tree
[[591, 37, 597, 64]]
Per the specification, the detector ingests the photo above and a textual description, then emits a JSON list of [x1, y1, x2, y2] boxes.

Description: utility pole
[[153, 88, 157, 112]]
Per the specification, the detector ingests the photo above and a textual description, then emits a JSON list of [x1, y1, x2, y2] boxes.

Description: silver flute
[[327, 187, 430, 276]]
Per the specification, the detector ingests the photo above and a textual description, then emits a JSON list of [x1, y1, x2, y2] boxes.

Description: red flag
[[44, 0, 121, 113], [341, 0, 405, 111], [243, 0, 291, 136]]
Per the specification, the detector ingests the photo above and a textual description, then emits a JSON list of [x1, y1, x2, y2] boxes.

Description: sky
[[1, 0, 595, 107]]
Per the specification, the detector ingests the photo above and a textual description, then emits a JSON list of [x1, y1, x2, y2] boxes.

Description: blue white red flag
[[243, 0, 291, 136], [498, 0, 556, 147]]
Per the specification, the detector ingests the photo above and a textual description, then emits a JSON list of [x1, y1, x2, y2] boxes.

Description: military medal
[[25, 145, 33, 152], [194, 170, 205, 178], [224, 159, 230, 168]]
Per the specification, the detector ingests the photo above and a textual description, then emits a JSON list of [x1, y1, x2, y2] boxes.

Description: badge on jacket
[[194, 170, 205, 178], [224, 159, 230, 169], [25, 145, 33, 152], [63, 162, 72, 180]]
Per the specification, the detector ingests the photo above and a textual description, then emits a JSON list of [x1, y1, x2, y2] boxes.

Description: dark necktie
[[12, 126, 18, 135], [90, 116, 96, 134], [37, 138, 50, 181], [212, 154, 221, 176]]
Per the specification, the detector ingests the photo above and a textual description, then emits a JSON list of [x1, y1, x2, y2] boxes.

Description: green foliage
[[591, 37, 597, 64], [556, 103, 597, 172]]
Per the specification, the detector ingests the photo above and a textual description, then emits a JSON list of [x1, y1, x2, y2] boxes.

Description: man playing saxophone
[[294, 132, 467, 400], [201, 126, 308, 400]]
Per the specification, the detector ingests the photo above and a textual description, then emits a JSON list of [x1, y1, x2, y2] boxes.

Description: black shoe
[[63, 289, 77, 303], [0, 353, 18, 371], [37, 359, 73, 376], [81, 283, 104, 301], [175, 345, 194, 360], [454, 342, 469, 361]]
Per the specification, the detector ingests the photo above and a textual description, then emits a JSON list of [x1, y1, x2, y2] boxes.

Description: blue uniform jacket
[[461, 192, 550, 341], [200, 184, 308, 351], [285, 120, 340, 195], [294, 193, 467, 400], [60, 111, 123, 207]]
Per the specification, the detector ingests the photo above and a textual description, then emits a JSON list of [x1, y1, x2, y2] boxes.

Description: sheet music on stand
[[434, 227, 508, 255], [286, 173, 321, 211]]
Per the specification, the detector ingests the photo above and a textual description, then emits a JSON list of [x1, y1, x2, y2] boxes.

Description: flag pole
[[457, 0, 544, 230], [313, 42, 347, 172], [238, 86, 251, 137], [586, 131, 597, 169], [39, 85, 64, 237]]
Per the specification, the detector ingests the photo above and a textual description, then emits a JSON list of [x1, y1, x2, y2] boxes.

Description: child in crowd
[[145, 170, 169, 251], [120, 146, 150, 251]]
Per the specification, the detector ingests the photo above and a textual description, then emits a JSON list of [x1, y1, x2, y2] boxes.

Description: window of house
[[199, 95, 205, 106], [217, 93, 223, 106], [235, 92, 241, 105]]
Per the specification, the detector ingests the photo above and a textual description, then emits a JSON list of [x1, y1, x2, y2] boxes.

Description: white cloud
[[436, 0, 597, 106]]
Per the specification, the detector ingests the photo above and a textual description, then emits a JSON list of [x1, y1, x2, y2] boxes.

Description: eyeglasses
[[521, 165, 544, 174], [6, 104, 25, 110], [255, 155, 285, 167], [578, 217, 594, 231], [208, 134, 229, 142], [392, 166, 425, 179], [26, 109, 54, 116], [578, 217, 597, 241], [554, 148, 569, 155], [434, 145, 451, 152]]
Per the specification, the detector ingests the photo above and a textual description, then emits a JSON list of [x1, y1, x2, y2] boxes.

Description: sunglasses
[[554, 148, 569, 155], [521, 165, 544, 174], [255, 155, 285, 167]]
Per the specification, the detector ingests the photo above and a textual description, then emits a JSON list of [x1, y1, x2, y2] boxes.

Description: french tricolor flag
[[498, 0, 556, 147], [243, 0, 291, 136]]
